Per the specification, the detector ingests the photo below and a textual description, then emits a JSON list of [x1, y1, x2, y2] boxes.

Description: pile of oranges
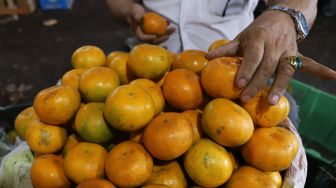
[[14, 40, 298, 188]]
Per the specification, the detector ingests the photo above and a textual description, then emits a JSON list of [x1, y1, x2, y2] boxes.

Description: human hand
[[127, 3, 175, 44], [206, 11, 336, 105]]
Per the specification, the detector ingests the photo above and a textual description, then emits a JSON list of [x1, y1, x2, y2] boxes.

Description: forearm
[[267, 0, 318, 30], [106, 0, 140, 22]]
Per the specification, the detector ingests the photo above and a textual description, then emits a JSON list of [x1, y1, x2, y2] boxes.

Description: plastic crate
[[39, 0, 74, 10], [290, 79, 336, 163]]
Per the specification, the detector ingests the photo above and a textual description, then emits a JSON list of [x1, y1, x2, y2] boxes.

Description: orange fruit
[[144, 161, 187, 188], [61, 68, 85, 90], [14, 106, 38, 139], [266, 172, 282, 188], [79, 67, 120, 102], [64, 142, 107, 184], [34, 85, 81, 125], [163, 69, 203, 110], [71, 45, 106, 68], [173, 50, 208, 74], [62, 134, 82, 157], [75, 103, 114, 143], [128, 44, 170, 80], [142, 12, 168, 36], [184, 138, 233, 187], [106, 51, 134, 84], [76, 178, 116, 188], [242, 88, 290, 127], [143, 112, 193, 160], [224, 166, 277, 188], [105, 141, 153, 187], [142, 185, 169, 188], [241, 127, 299, 171], [208, 39, 230, 51], [30, 154, 71, 188], [201, 57, 242, 99], [130, 78, 165, 115], [181, 110, 204, 143], [25, 120, 67, 154], [104, 84, 155, 132], [202, 98, 254, 147]]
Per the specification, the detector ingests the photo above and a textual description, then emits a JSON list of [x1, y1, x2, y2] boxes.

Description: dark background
[[0, 0, 335, 106]]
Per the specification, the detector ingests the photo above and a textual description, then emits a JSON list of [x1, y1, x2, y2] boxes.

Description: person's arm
[[106, 0, 175, 44], [267, 0, 317, 30], [207, 0, 335, 105]]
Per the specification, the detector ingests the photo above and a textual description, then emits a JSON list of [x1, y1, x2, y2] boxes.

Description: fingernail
[[269, 94, 279, 105], [237, 78, 247, 88], [241, 95, 252, 102]]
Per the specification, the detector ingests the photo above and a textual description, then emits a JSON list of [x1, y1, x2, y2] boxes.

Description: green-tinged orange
[[64, 142, 107, 184], [130, 78, 165, 115], [71, 45, 106, 68], [61, 68, 85, 90], [128, 44, 170, 80], [184, 138, 233, 187], [79, 67, 120, 102], [14, 106, 38, 139], [104, 85, 155, 132], [25, 120, 67, 154], [106, 51, 134, 84], [75, 103, 114, 143]]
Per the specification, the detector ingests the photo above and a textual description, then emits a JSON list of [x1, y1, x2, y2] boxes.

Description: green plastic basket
[[290, 79, 336, 163]]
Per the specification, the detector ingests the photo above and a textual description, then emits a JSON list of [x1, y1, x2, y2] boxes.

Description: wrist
[[267, 4, 309, 42]]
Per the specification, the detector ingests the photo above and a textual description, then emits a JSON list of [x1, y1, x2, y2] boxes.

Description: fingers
[[205, 40, 239, 59], [268, 52, 297, 105], [300, 55, 336, 80], [235, 41, 264, 88], [130, 3, 145, 23], [166, 27, 176, 35], [135, 27, 156, 41], [135, 26, 176, 44], [240, 45, 280, 103], [149, 27, 176, 44]]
